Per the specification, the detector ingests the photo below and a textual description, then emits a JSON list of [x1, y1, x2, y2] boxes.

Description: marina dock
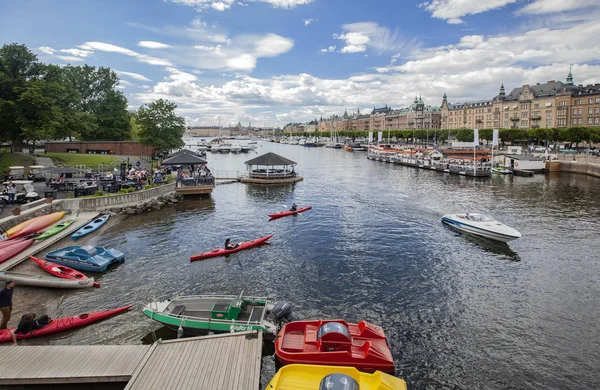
[[367, 155, 491, 177], [0, 331, 262, 389], [0, 210, 100, 271]]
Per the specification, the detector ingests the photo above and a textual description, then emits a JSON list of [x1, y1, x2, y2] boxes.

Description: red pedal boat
[[268, 206, 312, 220], [0, 239, 35, 264], [29, 255, 100, 288], [275, 319, 395, 374], [190, 234, 273, 262], [0, 305, 132, 343]]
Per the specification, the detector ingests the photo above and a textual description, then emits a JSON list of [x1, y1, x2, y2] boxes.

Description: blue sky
[[2, 0, 600, 126]]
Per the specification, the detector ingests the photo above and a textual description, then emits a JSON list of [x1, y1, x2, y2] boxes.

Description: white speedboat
[[230, 143, 242, 153], [441, 213, 522, 243]]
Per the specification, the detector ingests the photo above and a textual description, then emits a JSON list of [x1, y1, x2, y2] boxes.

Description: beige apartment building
[[441, 69, 600, 130]]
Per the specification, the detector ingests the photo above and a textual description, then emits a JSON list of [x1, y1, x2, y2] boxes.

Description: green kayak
[[36, 216, 77, 240]]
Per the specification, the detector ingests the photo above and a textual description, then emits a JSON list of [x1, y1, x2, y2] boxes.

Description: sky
[[1, 0, 600, 127]]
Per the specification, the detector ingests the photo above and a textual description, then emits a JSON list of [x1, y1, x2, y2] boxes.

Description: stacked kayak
[[275, 320, 395, 374], [0, 305, 131, 343], [45, 245, 125, 272], [10, 211, 66, 239], [36, 215, 77, 241], [0, 270, 95, 289], [72, 214, 110, 240], [267, 364, 407, 390], [0, 239, 35, 264], [268, 206, 312, 220], [30, 255, 100, 288], [190, 234, 273, 261]]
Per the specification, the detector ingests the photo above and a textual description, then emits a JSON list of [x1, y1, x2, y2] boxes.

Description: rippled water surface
[[11, 142, 600, 390]]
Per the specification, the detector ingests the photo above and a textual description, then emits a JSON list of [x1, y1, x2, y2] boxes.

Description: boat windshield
[[317, 322, 351, 341], [319, 374, 359, 390], [466, 214, 495, 222]]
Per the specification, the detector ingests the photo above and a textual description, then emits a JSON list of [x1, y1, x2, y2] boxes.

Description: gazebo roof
[[162, 150, 207, 165], [167, 149, 204, 158], [244, 152, 296, 166]]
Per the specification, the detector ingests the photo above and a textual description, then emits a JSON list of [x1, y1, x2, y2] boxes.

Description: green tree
[[63, 65, 119, 113], [137, 99, 185, 153], [86, 90, 131, 141]]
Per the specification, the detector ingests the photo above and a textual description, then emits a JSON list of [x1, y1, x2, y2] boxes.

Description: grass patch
[[0, 150, 35, 176], [42, 152, 121, 167]]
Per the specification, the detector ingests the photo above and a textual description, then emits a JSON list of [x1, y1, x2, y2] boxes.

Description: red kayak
[[29, 255, 100, 288], [0, 238, 25, 250], [0, 239, 35, 264], [0, 305, 132, 343], [190, 234, 273, 262], [275, 319, 395, 374], [268, 206, 312, 220], [10, 212, 65, 240]]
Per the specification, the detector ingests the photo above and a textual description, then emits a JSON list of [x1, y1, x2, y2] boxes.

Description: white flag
[[492, 129, 499, 146], [368, 131, 373, 143], [378, 131, 383, 143], [473, 128, 479, 146]]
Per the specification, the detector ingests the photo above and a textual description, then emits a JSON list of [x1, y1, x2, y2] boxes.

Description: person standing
[[7, 182, 16, 205], [0, 280, 15, 330]]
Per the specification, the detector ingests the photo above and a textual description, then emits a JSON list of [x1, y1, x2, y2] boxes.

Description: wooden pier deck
[[0, 210, 100, 271], [0, 345, 150, 385], [125, 331, 262, 390], [367, 155, 491, 178], [0, 332, 263, 388]]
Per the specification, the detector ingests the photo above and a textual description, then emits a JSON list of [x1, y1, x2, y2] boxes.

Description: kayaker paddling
[[290, 203, 297, 212], [225, 238, 239, 250]]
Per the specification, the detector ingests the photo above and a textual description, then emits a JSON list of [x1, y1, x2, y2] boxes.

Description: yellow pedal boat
[[266, 364, 407, 390]]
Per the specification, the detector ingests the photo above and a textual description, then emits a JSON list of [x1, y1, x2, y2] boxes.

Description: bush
[[118, 188, 128, 194], [92, 190, 105, 197], [143, 184, 153, 190], [127, 187, 135, 193]]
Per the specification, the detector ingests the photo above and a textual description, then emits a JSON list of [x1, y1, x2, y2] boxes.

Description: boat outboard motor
[[271, 301, 295, 324]]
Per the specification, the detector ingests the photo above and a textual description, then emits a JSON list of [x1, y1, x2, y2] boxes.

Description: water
[[11, 142, 600, 389]]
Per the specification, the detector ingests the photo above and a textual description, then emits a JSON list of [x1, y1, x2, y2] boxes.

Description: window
[[575, 99, 581, 105], [521, 112, 528, 118], [573, 118, 578, 124], [504, 121, 509, 127], [589, 118, 594, 125], [560, 101, 567, 106], [596, 107, 600, 114], [487, 108, 492, 113], [579, 108, 583, 115], [573, 108, 578, 114], [589, 108, 593, 114], [578, 118, 582, 124], [558, 118, 565, 125], [521, 120, 528, 127], [596, 98, 600, 103], [521, 103, 529, 110], [504, 113, 509, 119], [534, 103, 539, 108], [546, 110, 552, 117], [595, 118, 599, 124]]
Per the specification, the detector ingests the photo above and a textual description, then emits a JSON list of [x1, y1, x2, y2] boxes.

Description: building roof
[[244, 152, 296, 166], [371, 105, 391, 115], [502, 81, 577, 101], [162, 150, 208, 165]]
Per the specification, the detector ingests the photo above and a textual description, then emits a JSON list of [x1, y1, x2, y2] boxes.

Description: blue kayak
[[45, 245, 125, 273], [72, 214, 110, 240]]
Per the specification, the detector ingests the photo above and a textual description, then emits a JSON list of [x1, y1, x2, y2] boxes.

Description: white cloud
[[78, 41, 172, 66], [165, 0, 313, 11], [115, 70, 152, 82], [226, 54, 257, 70], [38, 46, 92, 62], [137, 54, 173, 66], [334, 22, 418, 55], [118, 79, 136, 87], [303, 18, 316, 26], [138, 41, 171, 49], [38, 46, 55, 55], [55, 55, 84, 62], [421, 0, 518, 23], [319, 46, 336, 53], [59, 48, 93, 57], [518, 0, 599, 15], [253, 34, 294, 57]]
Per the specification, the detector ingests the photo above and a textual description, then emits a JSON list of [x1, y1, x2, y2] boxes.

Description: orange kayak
[[4, 216, 42, 238], [10, 212, 66, 240]]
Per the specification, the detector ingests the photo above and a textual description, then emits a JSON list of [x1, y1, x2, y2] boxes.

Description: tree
[[81, 90, 130, 141], [63, 65, 119, 113], [137, 99, 185, 153]]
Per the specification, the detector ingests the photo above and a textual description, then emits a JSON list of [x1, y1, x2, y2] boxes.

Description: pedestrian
[[0, 280, 15, 330], [7, 181, 16, 205]]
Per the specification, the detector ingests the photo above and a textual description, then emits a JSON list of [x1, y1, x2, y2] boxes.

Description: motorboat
[[267, 364, 407, 390], [230, 143, 242, 153], [492, 166, 513, 174], [289, 139, 299, 145], [142, 294, 294, 340], [275, 319, 395, 373], [441, 213, 522, 243], [240, 145, 251, 153], [219, 143, 231, 153], [45, 245, 125, 272], [325, 143, 343, 149]]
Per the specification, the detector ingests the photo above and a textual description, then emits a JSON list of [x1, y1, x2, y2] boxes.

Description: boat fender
[[177, 325, 184, 339], [515, 161, 519, 167]]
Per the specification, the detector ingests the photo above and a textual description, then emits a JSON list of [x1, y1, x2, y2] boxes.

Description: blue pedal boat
[[72, 214, 110, 240], [45, 246, 125, 273]]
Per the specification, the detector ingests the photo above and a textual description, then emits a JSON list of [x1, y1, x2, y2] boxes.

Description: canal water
[[11, 142, 600, 390]]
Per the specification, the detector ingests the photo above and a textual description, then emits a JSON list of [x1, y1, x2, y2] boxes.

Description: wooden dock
[[175, 184, 215, 195], [126, 332, 262, 390], [0, 210, 100, 271], [0, 332, 263, 389], [367, 155, 491, 178], [0, 345, 150, 385]]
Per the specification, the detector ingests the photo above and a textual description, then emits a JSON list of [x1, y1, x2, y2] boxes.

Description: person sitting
[[225, 238, 239, 250], [11, 313, 51, 345], [290, 203, 297, 212]]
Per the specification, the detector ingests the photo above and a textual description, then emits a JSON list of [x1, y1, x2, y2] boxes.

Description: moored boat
[[492, 166, 513, 174], [0, 305, 131, 343], [45, 245, 125, 272], [0, 270, 96, 289], [275, 319, 395, 373], [36, 215, 77, 240], [142, 294, 294, 339], [268, 206, 312, 220], [267, 364, 407, 390], [29, 255, 100, 288], [190, 234, 272, 261], [72, 214, 110, 240], [441, 213, 522, 243]]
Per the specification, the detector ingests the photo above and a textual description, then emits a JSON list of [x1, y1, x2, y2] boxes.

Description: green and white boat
[[36, 215, 78, 241], [142, 293, 294, 340]]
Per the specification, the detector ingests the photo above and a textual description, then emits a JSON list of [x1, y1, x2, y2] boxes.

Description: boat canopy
[[317, 322, 351, 342], [465, 214, 494, 222], [319, 374, 359, 390]]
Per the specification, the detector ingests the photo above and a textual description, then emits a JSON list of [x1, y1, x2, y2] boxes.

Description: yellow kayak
[[266, 364, 407, 390], [4, 215, 45, 238]]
